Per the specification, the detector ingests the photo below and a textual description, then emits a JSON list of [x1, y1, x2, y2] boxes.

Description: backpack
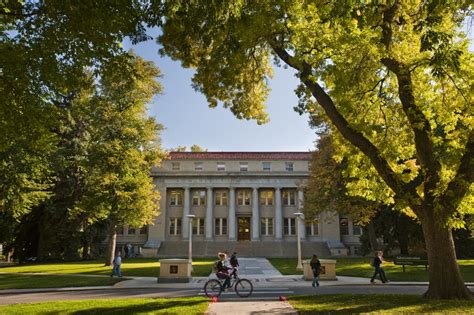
[[212, 260, 220, 273], [370, 257, 375, 267]]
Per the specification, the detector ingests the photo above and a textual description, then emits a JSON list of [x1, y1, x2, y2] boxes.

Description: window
[[169, 218, 182, 236], [262, 161, 271, 171], [340, 217, 349, 235], [192, 190, 206, 206], [240, 162, 248, 172], [172, 162, 180, 170], [194, 162, 203, 171], [192, 218, 205, 235], [305, 218, 319, 236], [215, 218, 228, 236], [127, 227, 136, 235], [259, 190, 273, 206], [353, 225, 362, 235], [282, 190, 296, 206], [139, 226, 148, 235], [215, 191, 228, 206], [116, 226, 124, 235], [284, 218, 296, 236], [170, 190, 183, 206], [285, 162, 294, 172], [237, 190, 251, 206], [217, 162, 226, 171], [260, 217, 274, 236]]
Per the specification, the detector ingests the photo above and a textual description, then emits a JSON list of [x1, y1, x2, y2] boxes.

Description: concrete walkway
[[206, 301, 297, 315], [2, 258, 474, 314]]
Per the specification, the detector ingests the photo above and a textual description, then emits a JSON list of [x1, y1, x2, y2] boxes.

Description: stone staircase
[[157, 240, 331, 258]]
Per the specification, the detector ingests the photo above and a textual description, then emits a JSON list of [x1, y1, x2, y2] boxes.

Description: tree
[[158, 2, 473, 299], [77, 56, 165, 266], [190, 145, 208, 152], [0, 1, 160, 250]]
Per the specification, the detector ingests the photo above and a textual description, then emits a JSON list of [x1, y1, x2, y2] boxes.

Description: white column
[[206, 187, 213, 240], [182, 187, 190, 240], [275, 187, 282, 240], [298, 189, 306, 239], [228, 187, 236, 241], [252, 187, 259, 241]]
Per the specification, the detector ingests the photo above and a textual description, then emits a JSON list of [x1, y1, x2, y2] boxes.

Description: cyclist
[[216, 252, 231, 291]]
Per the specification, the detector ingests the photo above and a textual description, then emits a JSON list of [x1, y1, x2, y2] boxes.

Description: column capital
[[274, 187, 282, 191]]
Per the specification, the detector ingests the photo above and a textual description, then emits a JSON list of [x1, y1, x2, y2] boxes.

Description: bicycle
[[204, 269, 253, 298]]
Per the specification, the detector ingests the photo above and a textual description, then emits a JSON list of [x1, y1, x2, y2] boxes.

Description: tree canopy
[[158, 1, 473, 299]]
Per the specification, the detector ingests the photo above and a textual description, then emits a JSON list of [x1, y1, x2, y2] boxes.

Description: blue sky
[[125, 24, 473, 152], [124, 29, 316, 152]]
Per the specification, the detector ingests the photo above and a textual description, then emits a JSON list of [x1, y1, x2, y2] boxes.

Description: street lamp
[[186, 214, 196, 265], [294, 212, 304, 271]]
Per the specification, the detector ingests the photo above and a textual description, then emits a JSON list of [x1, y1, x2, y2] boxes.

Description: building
[[117, 152, 362, 257]]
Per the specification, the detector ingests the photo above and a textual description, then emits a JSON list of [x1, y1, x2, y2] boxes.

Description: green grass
[[268, 258, 474, 281], [289, 294, 474, 314], [0, 297, 209, 315], [0, 258, 214, 278], [0, 274, 122, 290]]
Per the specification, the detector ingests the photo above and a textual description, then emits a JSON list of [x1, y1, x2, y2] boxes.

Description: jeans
[[371, 266, 387, 282], [312, 269, 320, 286], [217, 273, 231, 289], [111, 264, 122, 277]]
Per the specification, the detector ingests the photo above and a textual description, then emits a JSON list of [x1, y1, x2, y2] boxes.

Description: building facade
[[117, 152, 362, 257]]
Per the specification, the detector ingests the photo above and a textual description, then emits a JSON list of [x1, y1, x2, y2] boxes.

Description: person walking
[[370, 250, 388, 283], [111, 252, 123, 277], [310, 254, 322, 287]]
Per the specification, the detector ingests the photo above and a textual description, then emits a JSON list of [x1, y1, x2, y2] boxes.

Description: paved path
[[1, 257, 474, 314]]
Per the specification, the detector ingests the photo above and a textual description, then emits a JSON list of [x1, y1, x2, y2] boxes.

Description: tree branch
[[381, 57, 441, 208], [436, 131, 474, 214], [270, 44, 420, 206]]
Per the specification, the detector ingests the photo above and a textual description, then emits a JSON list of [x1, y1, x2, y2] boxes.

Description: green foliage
[[305, 134, 378, 225], [158, 0, 473, 224]]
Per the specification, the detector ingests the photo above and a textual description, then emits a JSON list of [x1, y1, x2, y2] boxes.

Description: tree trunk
[[104, 221, 117, 266], [422, 213, 473, 299], [367, 223, 379, 252]]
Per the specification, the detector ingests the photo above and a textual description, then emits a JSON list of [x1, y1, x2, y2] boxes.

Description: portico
[[125, 152, 361, 257]]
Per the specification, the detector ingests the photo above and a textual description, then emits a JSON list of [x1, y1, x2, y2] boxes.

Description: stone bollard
[[302, 259, 337, 281], [158, 258, 192, 283]]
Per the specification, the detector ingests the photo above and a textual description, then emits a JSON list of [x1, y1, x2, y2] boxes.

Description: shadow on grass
[[73, 299, 206, 315], [291, 294, 474, 314]]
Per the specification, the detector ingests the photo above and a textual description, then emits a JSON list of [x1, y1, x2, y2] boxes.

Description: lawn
[[289, 294, 474, 314], [0, 258, 214, 278], [268, 258, 474, 282], [0, 297, 209, 315], [0, 274, 122, 290]]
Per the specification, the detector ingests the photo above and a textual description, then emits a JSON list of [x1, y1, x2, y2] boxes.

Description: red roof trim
[[169, 152, 313, 160]]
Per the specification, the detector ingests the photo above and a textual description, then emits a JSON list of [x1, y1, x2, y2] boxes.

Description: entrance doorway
[[237, 217, 251, 241]]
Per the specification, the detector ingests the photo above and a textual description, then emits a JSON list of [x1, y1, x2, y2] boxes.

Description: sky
[[125, 23, 473, 153], [123, 28, 317, 152]]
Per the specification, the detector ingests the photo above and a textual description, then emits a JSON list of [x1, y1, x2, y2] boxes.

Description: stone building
[[117, 152, 362, 257]]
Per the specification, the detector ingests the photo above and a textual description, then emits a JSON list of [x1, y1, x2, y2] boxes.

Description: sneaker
[[317, 282, 320, 287], [370, 280, 375, 284]]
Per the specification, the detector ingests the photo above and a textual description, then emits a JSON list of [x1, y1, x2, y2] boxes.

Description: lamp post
[[186, 214, 196, 266], [294, 212, 304, 271]]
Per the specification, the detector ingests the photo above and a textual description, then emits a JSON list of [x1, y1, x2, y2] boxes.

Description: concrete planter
[[302, 259, 337, 281], [158, 258, 192, 283]]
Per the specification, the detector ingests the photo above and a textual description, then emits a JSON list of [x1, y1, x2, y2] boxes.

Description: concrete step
[[157, 241, 331, 258]]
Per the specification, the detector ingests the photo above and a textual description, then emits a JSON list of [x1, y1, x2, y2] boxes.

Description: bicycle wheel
[[204, 279, 222, 298], [235, 278, 253, 298]]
